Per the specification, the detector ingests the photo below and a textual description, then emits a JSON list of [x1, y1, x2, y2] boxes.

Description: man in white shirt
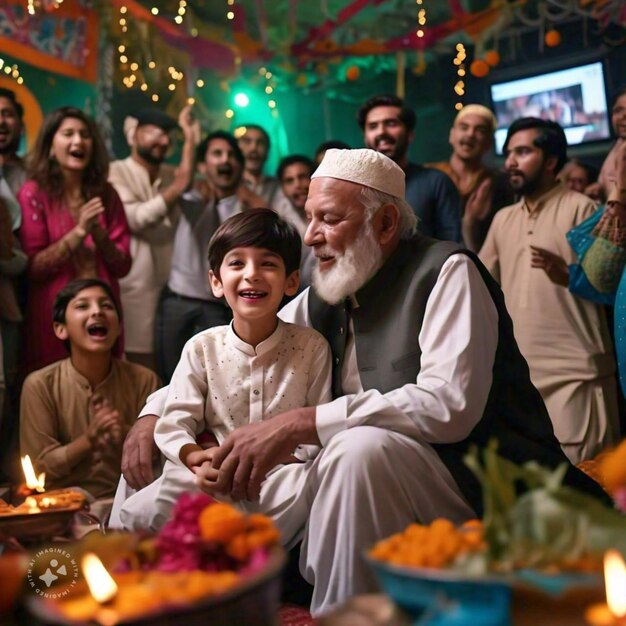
[[109, 106, 199, 371], [115, 149, 606, 615]]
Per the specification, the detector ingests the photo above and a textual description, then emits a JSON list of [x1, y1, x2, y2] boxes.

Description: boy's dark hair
[[208, 208, 302, 278], [0, 87, 24, 120], [277, 154, 315, 181], [314, 140, 351, 160], [503, 117, 568, 174], [53, 278, 121, 324], [356, 95, 416, 132], [196, 130, 245, 164], [237, 124, 271, 150]]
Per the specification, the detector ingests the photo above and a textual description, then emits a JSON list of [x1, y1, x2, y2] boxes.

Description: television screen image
[[490, 62, 611, 153]]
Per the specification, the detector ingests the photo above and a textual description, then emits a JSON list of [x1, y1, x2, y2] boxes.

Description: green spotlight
[[234, 92, 249, 107]]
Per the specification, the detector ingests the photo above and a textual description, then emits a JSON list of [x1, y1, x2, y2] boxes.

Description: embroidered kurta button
[[339, 327, 344, 335], [335, 357, 340, 365], [253, 389, 260, 395]]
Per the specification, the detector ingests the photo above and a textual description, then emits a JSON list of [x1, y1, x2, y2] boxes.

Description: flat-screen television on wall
[[489, 61, 611, 154]]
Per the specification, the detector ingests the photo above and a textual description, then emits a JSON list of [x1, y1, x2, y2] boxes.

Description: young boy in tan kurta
[[20, 279, 160, 518]]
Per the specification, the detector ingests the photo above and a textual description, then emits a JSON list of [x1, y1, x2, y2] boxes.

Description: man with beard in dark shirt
[[358, 94, 461, 242]]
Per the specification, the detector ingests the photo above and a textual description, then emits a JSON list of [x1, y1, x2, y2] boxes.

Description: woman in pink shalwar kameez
[[18, 107, 131, 375]]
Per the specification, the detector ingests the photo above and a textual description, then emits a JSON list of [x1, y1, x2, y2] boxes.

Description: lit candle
[[82, 553, 118, 604], [21, 455, 45, 492], [55, 553, 118, 623], [585, 550, 626, 626]]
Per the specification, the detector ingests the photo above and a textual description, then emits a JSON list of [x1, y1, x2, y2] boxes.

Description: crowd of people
[[1, 81, 626, 615]]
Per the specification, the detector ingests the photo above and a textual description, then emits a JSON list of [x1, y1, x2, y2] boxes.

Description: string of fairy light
[[27, 0, 63, 15], [14, 0, 64, 84], [175, 0, 187, 25], [0, 58, 24, 85], [416, 0, 425, 39], [222, 0, 277, 122], [453, 43, 467, 111], [112, 1, 274, 119], [115, 4, 205, 105], [260, 67, 278, 116]]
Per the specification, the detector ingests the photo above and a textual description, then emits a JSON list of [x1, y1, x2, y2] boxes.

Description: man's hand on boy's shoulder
[[210, 407, 319, 502], [121, 415, 159, 489]]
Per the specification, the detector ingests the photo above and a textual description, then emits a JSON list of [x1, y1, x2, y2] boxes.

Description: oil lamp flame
[[605, 550, 626, 618], [82, 553, 118, 604], [21, 455, 45, 492]]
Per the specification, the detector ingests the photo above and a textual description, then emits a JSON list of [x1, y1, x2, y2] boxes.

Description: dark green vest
[[308, 236, 608, 515]]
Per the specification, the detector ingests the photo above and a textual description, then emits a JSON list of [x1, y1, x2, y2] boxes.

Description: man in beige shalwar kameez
[[479, 117, 619, 464]]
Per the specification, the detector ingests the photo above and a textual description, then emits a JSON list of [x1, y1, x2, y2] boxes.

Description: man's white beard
[[312, 221, 384, 305]]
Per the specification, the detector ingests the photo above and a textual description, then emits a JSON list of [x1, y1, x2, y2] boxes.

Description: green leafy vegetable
[[464, 441, 626, 572]]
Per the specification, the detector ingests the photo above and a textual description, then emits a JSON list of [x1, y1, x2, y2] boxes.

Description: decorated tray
[[19, 494, 286, 626], [0, 490, 88, 541], [24, 545, 285, 626]]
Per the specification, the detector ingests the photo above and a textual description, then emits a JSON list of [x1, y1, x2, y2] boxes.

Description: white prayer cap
[[454, 104, 497, 132], [311, 148, 405, 198]]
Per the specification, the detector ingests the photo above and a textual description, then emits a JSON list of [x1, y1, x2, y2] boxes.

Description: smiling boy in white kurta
[[118, 208, 331, 531]]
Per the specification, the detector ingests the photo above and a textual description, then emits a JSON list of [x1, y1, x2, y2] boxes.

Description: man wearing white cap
[[112, 149, 606, 615], [429, 104, 514, 252], [109, 105, 199, 371]]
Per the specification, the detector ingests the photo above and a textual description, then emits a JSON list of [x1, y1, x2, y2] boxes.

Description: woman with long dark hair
[[18, 106, 131, 374]]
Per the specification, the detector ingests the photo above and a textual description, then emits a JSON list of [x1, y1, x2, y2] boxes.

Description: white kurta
[[110, 253, 497, 615], [116, 320, 332, 531], [479, 184, 619, 463], [155, 320, 332, 463], [109, 157, 177, 354]]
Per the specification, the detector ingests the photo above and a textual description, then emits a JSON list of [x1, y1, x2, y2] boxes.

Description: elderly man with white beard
[[110, 149, 607, 616]]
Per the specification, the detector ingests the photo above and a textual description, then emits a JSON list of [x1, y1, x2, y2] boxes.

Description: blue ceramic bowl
[[366, 556, 512, 626]]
